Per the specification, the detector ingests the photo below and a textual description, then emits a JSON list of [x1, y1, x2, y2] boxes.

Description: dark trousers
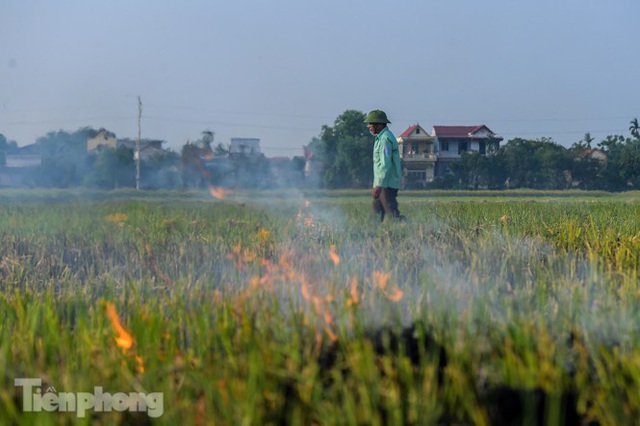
[[372, 187, 401, 222]]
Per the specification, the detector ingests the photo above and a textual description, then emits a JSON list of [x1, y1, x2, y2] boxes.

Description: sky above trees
[[1, 0, 638, 157]]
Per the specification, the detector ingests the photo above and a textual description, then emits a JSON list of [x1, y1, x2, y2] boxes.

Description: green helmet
[[364, 110, 391, 124]]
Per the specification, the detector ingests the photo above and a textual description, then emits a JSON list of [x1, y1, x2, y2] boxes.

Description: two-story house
[[86, 129, 118, 151], [398, 124, 502, 185], [397, 124, 437, 183], [87, 129, 166, 162], [433, 125, 502, 176]]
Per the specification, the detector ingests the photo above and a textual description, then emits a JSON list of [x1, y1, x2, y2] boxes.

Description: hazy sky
[[1, 0, 638, 157]]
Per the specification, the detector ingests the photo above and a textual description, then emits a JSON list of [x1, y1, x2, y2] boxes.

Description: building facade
[[398, 124, 502, 186]]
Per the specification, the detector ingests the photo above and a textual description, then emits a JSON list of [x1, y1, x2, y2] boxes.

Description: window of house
[[409, 171, 426, 181], [458, 141, 468, 155], [416, 127, 420, 134], [479, 141, 486, 155], [441, 141, 449, 151]]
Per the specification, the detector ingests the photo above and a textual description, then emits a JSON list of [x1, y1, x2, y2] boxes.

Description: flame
[[104, 212, 127, 225], [372, 271, 404, 302], [135, 355, 145, 374], [227, 244, 257, 268], [325, 327, 337, 342], [373, 271, 389, 291], [347, 276, 359, 306], [104, 302, 134, 351], [328, 245, 340, 265], [226, 245, 340, 346], [385, 288, 404, 302], [208, 184, 228, 199], [257, 228, 271, 244]]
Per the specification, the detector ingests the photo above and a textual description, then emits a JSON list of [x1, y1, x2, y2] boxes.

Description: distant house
[[397, 124, 502, 185], [117, 138, 165, 161], [200, 138, 271, 188], [0, 144, 41, 187], [576, 148, 606, 162], [5, 143, 41, 168], [86, 129, 118, 151], [397, 124, 437, 184], [433, 125, 501, 157], [86, 129, 166, 162]]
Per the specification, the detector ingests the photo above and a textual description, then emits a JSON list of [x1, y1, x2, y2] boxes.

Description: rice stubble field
[[1, 189, 640, 425]]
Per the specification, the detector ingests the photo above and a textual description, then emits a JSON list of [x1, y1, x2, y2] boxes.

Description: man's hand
[[372, 186, 382, 199]]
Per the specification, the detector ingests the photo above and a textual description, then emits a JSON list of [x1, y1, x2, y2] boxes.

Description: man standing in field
[[365, 109, 404, 222]]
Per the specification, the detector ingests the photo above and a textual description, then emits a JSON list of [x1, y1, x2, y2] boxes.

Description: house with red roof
[[397, 124, 437, 183], [397, 124, 502, 186]]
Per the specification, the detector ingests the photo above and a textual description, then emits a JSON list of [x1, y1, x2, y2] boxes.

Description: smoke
[[228, 196, 640, 354]]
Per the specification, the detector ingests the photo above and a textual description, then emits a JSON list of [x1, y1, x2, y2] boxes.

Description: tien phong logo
[[14, 378, 164, 418]]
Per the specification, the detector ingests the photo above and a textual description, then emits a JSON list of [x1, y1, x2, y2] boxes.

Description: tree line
[[0, 127, 304, 189], [1, 113, 639, 191], [310, 111, 640, 192]]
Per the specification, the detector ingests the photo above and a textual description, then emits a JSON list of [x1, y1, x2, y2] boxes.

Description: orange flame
[[325, 327, 337, 342], [134, 355, 145, 374], [104, 302, 145, 373], [227, 244, 257, 268], [208, 184, 228, 199], [226, 244, 341, 347], [373, 271, 389, 291], [257, 228, 271, 244], [104, 302, 134, 351], [104, 213, 127, 226], [372, 271, 404, 302], [328, 245, 340, 265], [347, 276, 359, 306], [385, 288, 404, 302]]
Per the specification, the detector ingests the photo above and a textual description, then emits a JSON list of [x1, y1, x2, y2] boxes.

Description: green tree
[[567, 133, 608, 190], [180, 142, 207, 188], [180, 130, 219, 188], [494, 138, 572, 189], [450, 152, 491, 189], [141, 149, 181, 189], [597, 135, 627, 190], [213, 142, 229, 156], [84, 147, 135, 189], [629, 118, 640, 139], [309, 110, 373, 188], [599, 134, 640, 189], [200, 130, 215, 150], [36, 127, 95, 187], [571, 133, 595, 150]]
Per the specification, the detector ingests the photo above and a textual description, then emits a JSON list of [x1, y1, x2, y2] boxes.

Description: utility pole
[[136, 96, 142, 190]]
